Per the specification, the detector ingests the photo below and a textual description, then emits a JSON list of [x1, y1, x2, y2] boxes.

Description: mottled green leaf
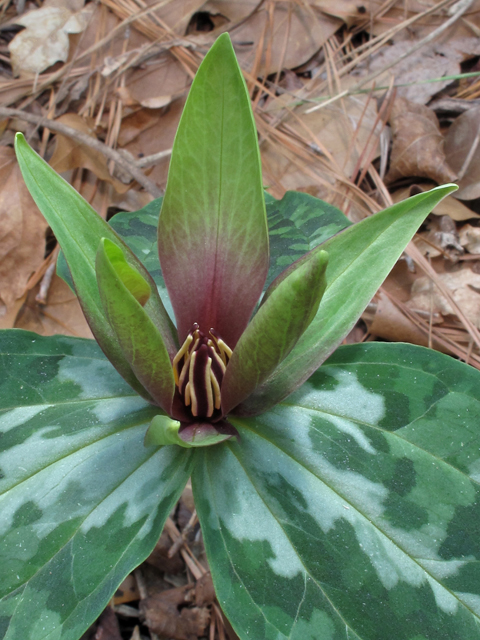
[[194, 342, 480, 640], [239, 184, 458, 414], [96, 238, 175, 412], [222, 249, 328, 415], [266, 191, 350, 288], [0, 330, 193, 640], [158, 33, 269, 347], [83, 192, 348, 318], [14, 135, 177, 394]]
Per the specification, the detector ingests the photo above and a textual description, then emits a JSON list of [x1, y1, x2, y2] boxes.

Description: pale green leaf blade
[[158, 33, 269, 347], [0, 330, 194, 640], [14, 135, 178, 388], [194, 343, 480, 640], [239, 184, 458, 414], [96, 238, 175, 412], [222, 249, 328, 414]]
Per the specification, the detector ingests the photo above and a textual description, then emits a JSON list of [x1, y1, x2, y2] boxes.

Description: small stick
[[35, 261, 56, 306], [0, 106, 163, 197]]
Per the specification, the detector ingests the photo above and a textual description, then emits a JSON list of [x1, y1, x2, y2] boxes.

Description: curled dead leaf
[[0, 147, 47, 324], [392, 184, 478, 220], [459, 223, 480, 254], [15, 273, 93, 338], [408, 267, 480, 328], [9, 0, 93, 77], [141, 589, 209, 640], [386, 97, 457, 184], [444, 105, 480, 200]]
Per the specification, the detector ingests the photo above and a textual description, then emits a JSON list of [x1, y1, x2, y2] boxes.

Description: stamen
[[209, 329, 232, 365], [172, 333, 193, 385], [172, 324, 232, 419], [210, 370, 221, 410], [189, 351, 198, 416], [204, 357, 214, 417]]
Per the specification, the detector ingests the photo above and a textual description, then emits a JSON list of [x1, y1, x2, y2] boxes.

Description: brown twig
[[0, 106, 163, 197]]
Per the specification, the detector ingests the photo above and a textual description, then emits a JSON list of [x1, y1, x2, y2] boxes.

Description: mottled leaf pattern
[[74, 191, 349, 314], [0, 331, 193, 640], [265, 191, 350, 288], [194, 343, 480, 640]]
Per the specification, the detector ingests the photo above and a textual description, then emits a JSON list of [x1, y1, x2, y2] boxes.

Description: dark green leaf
[[0, 330, 193, 640], [266, 191, 350, 288], [194, 342, 480, 640]]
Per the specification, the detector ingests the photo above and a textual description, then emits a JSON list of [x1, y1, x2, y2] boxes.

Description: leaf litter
[[2, 0, 480, 636]]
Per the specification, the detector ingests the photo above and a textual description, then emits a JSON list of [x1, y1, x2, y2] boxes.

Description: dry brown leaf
[[459, 224, 480, 254], [122, 99, 185, 190], [351, 40, 476, 105], [145, 531, 184, 574], [121, 55, 190, 109], [49, 113, 129, 192], [94, 606, 122, 640], [413, 215, 463, 260], [261, 94, 379, 199], [386, 97, 456, 184], [15, 274, 93, 338], [408, 267, 480, 328], [194, 572, 215, 607], [117, 109, 163, 147], [9, 0, 93, 77], [0, 147, 48, 324], [195, 0, 260, 27], [365, 291, 447, 352], [230, 2, 341, 75], [141, 589, 209, 640], [392, 184, 479, 220], [311, 0, 373, 26], [444, 105, 480, 200], [113, 575, 140, 606]]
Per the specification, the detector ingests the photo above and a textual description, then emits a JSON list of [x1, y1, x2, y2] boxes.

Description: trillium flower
[[14, 34, 456, 453], [92, 35, 329, 447]]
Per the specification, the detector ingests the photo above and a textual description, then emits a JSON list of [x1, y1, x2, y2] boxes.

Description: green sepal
[[96, 238, 175, 412], [144, 416, 237, 448], [238, 184, 458, 415], [14, 133, 178, 396], [221, 249, 328, 415], [144, 415, 191, 448]]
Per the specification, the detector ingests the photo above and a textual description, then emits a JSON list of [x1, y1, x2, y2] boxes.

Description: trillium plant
[[2, 33, 480, 640]]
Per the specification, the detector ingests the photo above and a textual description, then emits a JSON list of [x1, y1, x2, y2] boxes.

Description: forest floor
[[1, 0, 480, 638]]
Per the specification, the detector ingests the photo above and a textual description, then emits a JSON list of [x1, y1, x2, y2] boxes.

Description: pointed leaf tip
[[221, 248, 329, 415]]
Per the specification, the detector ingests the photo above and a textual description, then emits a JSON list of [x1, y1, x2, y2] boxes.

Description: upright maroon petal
[[158, 34, 268, 347]]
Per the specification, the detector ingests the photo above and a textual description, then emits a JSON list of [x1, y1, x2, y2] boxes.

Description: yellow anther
[[172, 333, 193, 386], [189, 351, 198, 415], [204, 357, 214, 418], [210, 370, 221, 410]]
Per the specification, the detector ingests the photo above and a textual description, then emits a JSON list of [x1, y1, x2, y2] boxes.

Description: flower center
[[172, 323, 232, 418]]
